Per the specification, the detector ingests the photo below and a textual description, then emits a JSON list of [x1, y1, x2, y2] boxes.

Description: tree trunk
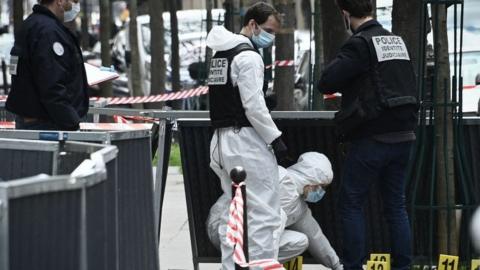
[[145, 0, 166, 109], [372, 0, 376, 19], [273, 0, 295, 111], [321, 0, 347, 63], [223, 0, 234, 32], [431, 3, 458, 255], [13, 0, 23, 37], [206, 0, 213, 69], [312, 0, 324, 110], [169, 0, 181, 109], [301, 0, 311, 30], [129, 0, 144, 109], [99, 0, 112, 97], [81, 0, 90, 50], [392, 0, 421, 74]]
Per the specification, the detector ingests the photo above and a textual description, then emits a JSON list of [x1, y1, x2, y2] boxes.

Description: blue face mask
[[251, 24, 275, 49], [304, 187, 326, 203]]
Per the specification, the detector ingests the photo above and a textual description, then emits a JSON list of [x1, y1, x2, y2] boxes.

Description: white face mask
[[64, 2, 80, 22]]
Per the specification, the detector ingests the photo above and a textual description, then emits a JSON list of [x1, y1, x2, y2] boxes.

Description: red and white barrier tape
[[3, 85, 477, 105], [113, 115, 156, 123], [265, 60, 295, 70], [89, 85, 210, 105], [226, 182, 284, 270]]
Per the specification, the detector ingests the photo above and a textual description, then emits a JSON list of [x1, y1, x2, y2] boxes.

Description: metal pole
[[230, 167, 248, 270], [1, 60, 8, 95]]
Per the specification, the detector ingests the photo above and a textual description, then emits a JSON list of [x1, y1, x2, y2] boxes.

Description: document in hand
[[84, 63, 119, 86]]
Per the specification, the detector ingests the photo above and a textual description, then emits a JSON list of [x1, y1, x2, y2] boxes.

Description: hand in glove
[[271, 137, 295, 166]]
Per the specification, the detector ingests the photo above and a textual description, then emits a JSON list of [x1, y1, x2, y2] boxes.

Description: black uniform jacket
[[318, 20, 417, 140], [6, 4, 88, 130]]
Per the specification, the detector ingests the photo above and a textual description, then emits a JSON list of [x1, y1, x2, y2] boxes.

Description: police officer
[[317, 0, 418, 269], [206, 2, 288, 269], [7, 0, 88, 131]]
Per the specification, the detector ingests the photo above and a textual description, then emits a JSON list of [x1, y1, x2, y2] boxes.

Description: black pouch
[[334, 99, 368, 135]]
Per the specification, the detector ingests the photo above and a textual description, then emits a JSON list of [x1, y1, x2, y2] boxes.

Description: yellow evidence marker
[[438, 254, 459, 270], [471, 259, 480, 270], [283, 256, 303, 270], [370, 253, 391, 270], [367, 260, 389, 270]]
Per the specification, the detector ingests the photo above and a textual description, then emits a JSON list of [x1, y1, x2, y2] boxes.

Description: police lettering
[[372, 35, 410, 62], [211, 58, 227, 68], [374, 36, 403, 46]]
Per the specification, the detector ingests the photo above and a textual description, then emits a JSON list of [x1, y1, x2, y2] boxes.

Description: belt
[[20, 117, 44, 123]]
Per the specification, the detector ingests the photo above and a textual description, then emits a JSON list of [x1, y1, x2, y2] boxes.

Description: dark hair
[[39, 0, 55, 5], [336, 0, 373, 18], [242, 2, 280, 27]]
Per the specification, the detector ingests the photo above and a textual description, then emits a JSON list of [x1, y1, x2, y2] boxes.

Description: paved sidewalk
[[159, 167, 327, 270]]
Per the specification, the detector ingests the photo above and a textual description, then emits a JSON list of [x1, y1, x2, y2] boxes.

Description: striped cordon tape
[[226, 182, 284, 270]]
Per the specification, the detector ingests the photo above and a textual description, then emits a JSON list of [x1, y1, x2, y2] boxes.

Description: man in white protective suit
[[207, 152, 342, 270], [206, 2, 289, 269]]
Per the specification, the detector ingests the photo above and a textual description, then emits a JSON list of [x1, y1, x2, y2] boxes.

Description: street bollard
[[230, 166, 249, 270]]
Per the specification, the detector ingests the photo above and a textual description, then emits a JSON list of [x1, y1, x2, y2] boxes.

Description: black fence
[[0, 139, 118, 270], [0, 130, 160, 270], [178, 117, 480, 269]]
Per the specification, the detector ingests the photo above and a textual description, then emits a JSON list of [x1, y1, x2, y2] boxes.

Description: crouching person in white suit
[[207, 194, 309, 263], [280, 152, 342, 270], [207, 152, 342, 269]]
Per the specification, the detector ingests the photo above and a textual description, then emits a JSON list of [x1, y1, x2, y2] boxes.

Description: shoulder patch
[[9, 56, 18, 76], [372, 35, 410, 62], [53, 42, 64, 56], [208, 58, 228, 85]]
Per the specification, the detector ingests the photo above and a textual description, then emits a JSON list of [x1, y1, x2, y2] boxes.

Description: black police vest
[[208, 43, 258, 128], [334, 25, 418, 135]]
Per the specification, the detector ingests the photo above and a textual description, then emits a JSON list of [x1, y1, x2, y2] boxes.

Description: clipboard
[[84, 63, 119, 86]]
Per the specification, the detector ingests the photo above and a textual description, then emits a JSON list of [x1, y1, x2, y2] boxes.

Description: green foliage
[[152, 142, 182, 167]]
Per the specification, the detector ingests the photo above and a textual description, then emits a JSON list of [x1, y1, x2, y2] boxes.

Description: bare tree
[[146, 0, 167, 109], [99, 0, 112, 97], [431, 4, 458, 255], [129, 0, 144, 108], [81, 0, 90, 49], [206, 0, 213, 64], [273, 0, 295, 111], [392, 0, 421, 73], [169, 0, 180, 93], [312, 0, 324, 110], [13, 0, 23, 37], [320, 0, 347, 110], [321, 0, 347, 63], [223, 0, 234, 32]]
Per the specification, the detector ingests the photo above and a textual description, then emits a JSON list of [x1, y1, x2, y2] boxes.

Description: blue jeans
[[340, 137, 413, 270]]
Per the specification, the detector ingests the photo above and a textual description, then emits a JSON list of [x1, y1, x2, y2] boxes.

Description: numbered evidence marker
[[367, 260, 389, 270], [370, 254, 391, 270], [283, 256, 303, 270], [471, 259, 480, 270], [438, 254, 459, 270]]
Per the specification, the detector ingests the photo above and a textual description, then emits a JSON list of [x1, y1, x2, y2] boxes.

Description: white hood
[[286, 152, 334, 195], [206, 25, 253, 51]]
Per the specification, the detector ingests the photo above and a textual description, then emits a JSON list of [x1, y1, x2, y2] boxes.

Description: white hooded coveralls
[[207, 194, 309, 263], [279, 152, 342, 270], [206, 25, 283, 269], [207, 152, 342, 269]]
